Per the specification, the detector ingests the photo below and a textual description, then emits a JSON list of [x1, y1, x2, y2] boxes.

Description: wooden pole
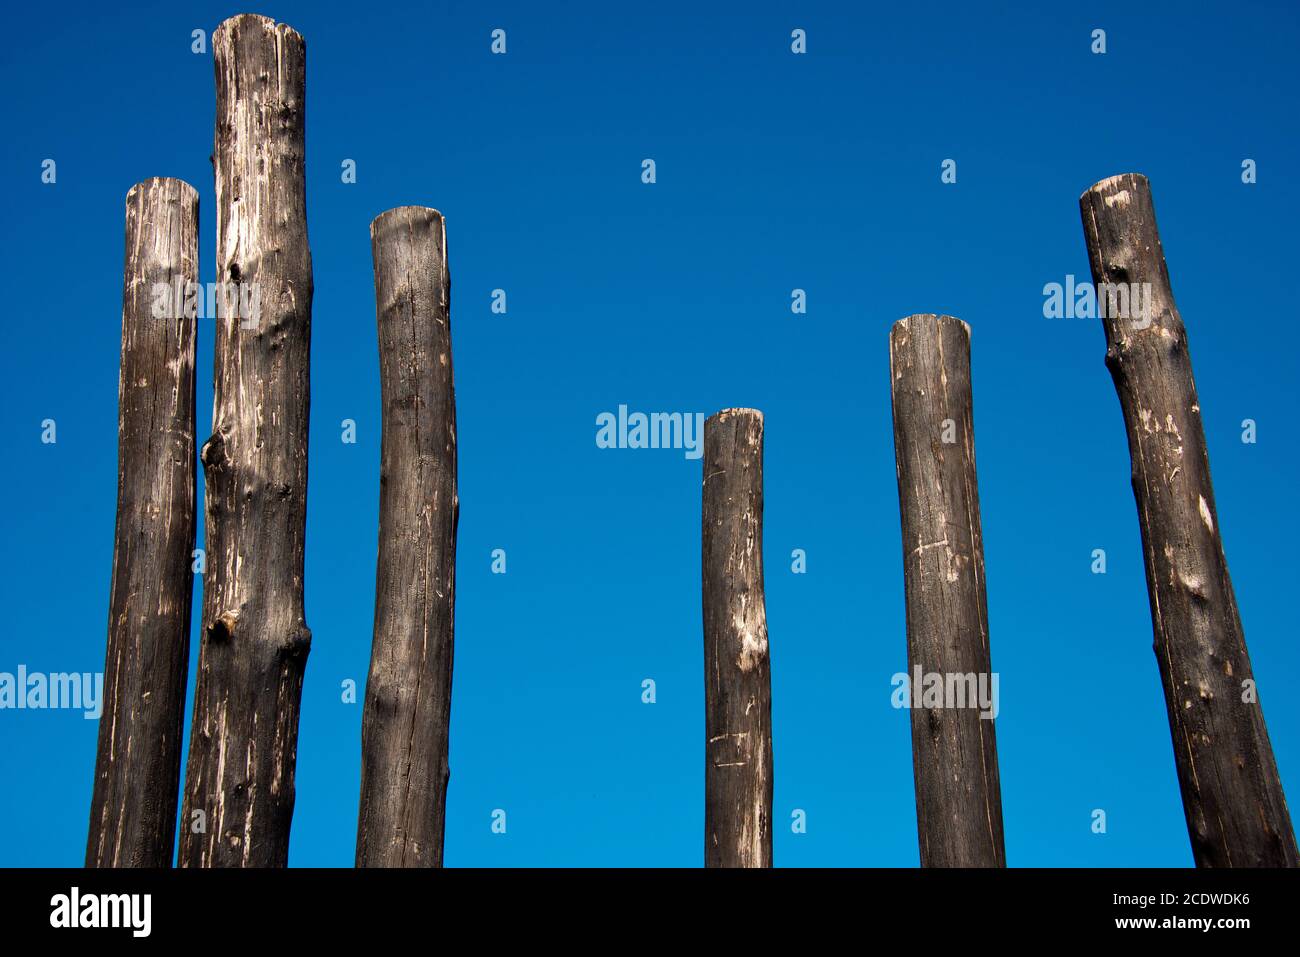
[[86, 178, 198, 867], [180, 13, 313, 868], [889, 314, 1005, 867], [1080, 173, 1298, 867], [355, 207, 458, 867], [702, 408, 773, 868]]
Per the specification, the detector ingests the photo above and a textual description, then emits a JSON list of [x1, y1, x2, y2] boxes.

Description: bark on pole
[[180, 14, 313, 868], [355, 207, 458, 867], [702, 408, 773, 868], [1080, 174, 1298, 867], [889, 314, 1005, 868], [86, 178, 198, 868]]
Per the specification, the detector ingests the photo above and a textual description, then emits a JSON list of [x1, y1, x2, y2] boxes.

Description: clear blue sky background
[[1, 0, 1297, 867]]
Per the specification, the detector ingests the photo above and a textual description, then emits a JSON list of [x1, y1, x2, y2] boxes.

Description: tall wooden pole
[[1080, 173, 1297, 867], [702, 408, 773, 868], [889, 314, 1005, 867], [180, 13, 313, 868], [86, 178, 198, 867], [355, 207, 458, 867]]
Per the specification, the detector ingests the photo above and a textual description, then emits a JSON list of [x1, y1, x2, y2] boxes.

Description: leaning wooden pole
[[889, 314, 1005, 867], [355, 207, 458, 867], [1080, 174, 1298, 867], [702, 408, 773, 868], [86, 178, 198, 867], [179, 14, 313, 868]]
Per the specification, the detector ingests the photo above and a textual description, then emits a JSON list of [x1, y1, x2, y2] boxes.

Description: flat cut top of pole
[[708, 408, 763, 424], [1081, 171, 1147, 203], [891, 313, 971, 338], [371, 206, 446, 232], [126, 178, 197, 202], [216, 12, 304, 43]]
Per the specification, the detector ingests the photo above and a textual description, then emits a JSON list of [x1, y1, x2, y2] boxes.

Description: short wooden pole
[[355, 207, 458, 867], [702, 408, 773, 868]]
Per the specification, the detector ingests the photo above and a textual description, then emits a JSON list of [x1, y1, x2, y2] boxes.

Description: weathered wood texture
[[1080, 173, 1298, 867], [87, 178, 199, 867], [702, 408, 773, 868], [355, 207, 458, 867], [889, 314, 1005, 867], [180, 14, 313, 868]]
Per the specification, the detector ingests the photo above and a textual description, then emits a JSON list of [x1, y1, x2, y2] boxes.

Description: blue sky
[[1, 0, 1297, 866]]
